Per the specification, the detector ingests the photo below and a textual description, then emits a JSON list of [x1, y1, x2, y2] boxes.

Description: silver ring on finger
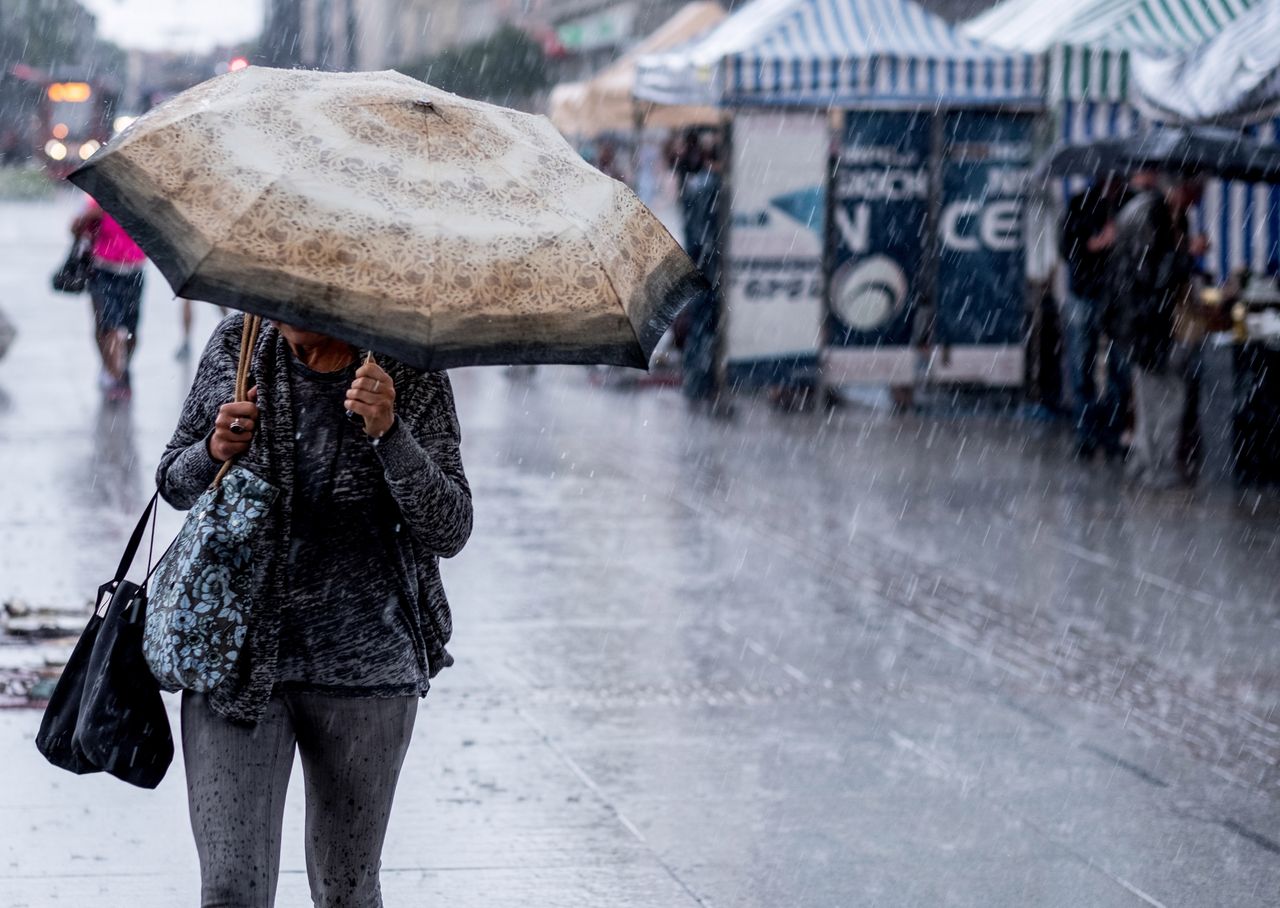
[[230, 418, 245, 435]]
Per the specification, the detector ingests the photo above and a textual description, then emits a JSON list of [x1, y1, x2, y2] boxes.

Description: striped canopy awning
[[1132, 1, 1280, 124], [634, 0, 1043, 108], [965, 0, 1262, 101]]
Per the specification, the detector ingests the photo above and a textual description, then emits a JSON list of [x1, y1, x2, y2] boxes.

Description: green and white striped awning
[[965, 0, 1261, 100]]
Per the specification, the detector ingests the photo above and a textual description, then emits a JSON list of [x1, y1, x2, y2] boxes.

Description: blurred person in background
[[1107, 174, 1206, 488], [71, 198, 146, 401], [176, 298, 228, 360], [678, 135, 722, 406], [667, 128, 704, 217], [1059, 173, 1130, 459]]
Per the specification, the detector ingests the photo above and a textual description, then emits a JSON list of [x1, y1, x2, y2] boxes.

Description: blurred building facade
[[541, 0, 683, 81], [257, 0, 1004, 78], [0, 0, 100, 69], [538, 0, 1002, 82], [261, 0, 507, 71]]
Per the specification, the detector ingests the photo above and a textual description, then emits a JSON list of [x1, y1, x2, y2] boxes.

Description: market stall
[[1128, 3, 1280, 486], [999, 0, 1280, 485], [965, 0, 1276, 280], [635, 0, 1043, 391], [548, 1, 727, 139]]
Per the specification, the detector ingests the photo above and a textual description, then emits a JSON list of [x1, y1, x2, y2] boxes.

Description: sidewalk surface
[[1, 194, 1278, 906]]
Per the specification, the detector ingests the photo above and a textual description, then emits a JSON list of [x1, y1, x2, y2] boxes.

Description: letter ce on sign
[[940, 200, 1021, 253]]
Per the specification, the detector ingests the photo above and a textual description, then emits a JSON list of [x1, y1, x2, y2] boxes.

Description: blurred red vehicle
[[1, 65, 118, 177]]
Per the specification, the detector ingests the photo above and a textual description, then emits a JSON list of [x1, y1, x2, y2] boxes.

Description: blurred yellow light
[[52, 123, 68, 139], [48, 82, 92, 103], [113, 116, 136, 134], [44, 140, 67, 161], [79, 140, 101, 160]]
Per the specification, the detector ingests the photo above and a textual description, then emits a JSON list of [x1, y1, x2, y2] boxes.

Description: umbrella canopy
[[69, 67, 705, 371], [1034, 126, 1280, 183]]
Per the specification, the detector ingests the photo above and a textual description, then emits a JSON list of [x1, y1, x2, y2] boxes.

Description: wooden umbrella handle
[[343, 350, 376, 424], [212, 314, 262, 488]]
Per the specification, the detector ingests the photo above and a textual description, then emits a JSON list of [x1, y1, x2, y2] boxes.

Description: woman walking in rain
[[156, 314, 472, 907], [74, 67, 694, 906], [71, 198, 147, 400]]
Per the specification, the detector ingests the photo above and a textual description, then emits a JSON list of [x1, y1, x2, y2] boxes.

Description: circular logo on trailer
[[831, 255, 908, 331]]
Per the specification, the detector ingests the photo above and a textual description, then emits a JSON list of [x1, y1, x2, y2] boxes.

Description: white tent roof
[[1132, 1, 1280, 123]]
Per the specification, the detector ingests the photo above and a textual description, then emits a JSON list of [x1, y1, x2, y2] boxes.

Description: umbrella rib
[[571, 189, 640, 355], [445, 127, 638, 352], [175, 174, 286, 300]]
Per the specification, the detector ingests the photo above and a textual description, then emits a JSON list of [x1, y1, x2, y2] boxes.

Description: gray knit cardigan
[[156, 314, 473, 725]]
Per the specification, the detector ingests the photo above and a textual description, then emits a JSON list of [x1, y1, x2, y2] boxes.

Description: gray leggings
[[181, 690, 418, 908]]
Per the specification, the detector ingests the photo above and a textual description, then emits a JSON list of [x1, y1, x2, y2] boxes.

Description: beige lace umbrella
[[69, 67, 705, 370]]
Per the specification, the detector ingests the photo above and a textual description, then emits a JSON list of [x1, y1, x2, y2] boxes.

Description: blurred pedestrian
[[176, 297, 228, 360], [679, 137, 722, 406], [1059, 174, 1130, 458], [1108, 175, 1206, 488], [156, 314, 472, 907], [667, 128, 704, 215], [0, 305, 14, 363], [71, 199, 146, 401]]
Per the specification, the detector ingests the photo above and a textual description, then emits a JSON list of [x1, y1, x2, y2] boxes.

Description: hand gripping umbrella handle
[[343, 350, 376, 424], [212, 314, 262, 488]]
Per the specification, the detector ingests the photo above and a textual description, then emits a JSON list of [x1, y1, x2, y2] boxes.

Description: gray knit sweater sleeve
[[374, 371, 473, 558], [156, 317, 240, 509]]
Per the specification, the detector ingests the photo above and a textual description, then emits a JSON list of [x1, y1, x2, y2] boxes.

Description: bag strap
[[101, 312, 264, 593], [111, 490, 161, 585], [97, 490, 177, 616], [212, 313, 262, 488]]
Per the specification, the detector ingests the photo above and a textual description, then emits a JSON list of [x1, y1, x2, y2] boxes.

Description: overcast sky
[[82, 0, 264, 52]]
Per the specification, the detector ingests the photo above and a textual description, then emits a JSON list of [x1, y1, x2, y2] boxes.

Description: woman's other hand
[[209, 386, 258, 462], [346, 361, 396, 438]]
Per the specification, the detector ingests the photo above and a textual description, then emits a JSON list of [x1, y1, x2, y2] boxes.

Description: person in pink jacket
[[71, 199, 146, 400]]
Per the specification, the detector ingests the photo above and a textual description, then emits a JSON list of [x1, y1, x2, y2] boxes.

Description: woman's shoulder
[[209, 311, 248, 348]]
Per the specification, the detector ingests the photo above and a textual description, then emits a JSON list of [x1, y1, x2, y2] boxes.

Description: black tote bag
[[51, 236, 93, 294], [36, 492, 174, 789]]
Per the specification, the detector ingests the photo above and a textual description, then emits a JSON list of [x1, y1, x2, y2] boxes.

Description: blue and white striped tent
[[967, 0, 1261, 103], [634, 0, 1043, 109], [968, 0, 1277, 277], [1056, 108, 1280, 279], [1132, 1, 1280, 277]]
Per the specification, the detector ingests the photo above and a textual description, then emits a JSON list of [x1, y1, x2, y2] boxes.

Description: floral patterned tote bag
[[144, 316, 278, 692]]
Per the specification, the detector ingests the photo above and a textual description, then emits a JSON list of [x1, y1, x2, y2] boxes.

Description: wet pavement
[[1, 193, 1279, 906]]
